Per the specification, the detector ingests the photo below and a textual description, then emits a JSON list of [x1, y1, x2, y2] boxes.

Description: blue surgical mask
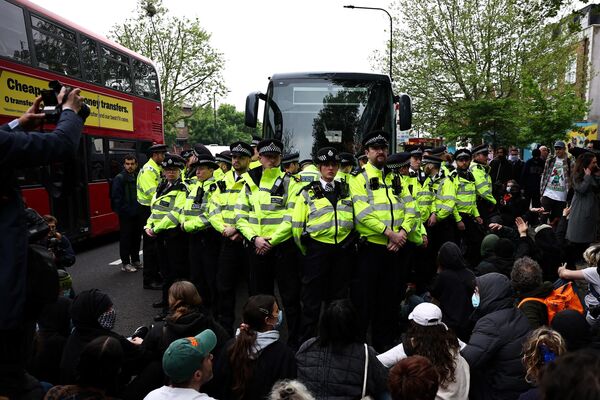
[[471, 293, 480, 308], [273, 310, 283, 330]]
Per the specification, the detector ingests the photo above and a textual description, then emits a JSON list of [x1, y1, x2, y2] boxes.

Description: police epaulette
[[287, 172, 301, 183], [297, 181, 316, 196], [209, 183, 217, 192], [350, 168, 364, 176]]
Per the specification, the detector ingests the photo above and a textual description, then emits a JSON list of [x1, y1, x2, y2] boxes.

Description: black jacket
[[0, 110, 82, 329], [520, 157, 545, 195], [462, 273, 532, 400], [515, 281, 554, 329], [212, 338, 297, 400], [111, 170, 140, 217], [296, 338, 388, 400]]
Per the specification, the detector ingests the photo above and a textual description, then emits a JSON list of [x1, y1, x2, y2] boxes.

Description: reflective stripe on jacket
[[137, 158, 162, 206], [470, 163, 497, 205], [145, 179, 188, 233], [209, 170, 244, 233], [452, 169, 480, 221], [182, 176, 220, 233]]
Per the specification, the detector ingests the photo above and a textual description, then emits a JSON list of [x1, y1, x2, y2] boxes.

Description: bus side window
[[133, 59, 160, 100], [87, 137, 106, 181], [101, 46, 132, 93], [30, 15, 80, 77], [0, 0, 30, 63], [81, 36, 101, 84], [108, 140, 136, 178]]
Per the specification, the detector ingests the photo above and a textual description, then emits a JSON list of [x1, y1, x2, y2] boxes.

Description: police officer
[[298, 159, 321, 182], [235, 139, 302, 345], [214, 151, 232, 180], [144, 153, 189, 321], [137, 143, 167, 290], [356, 153, 368, 169], [249, 135, 262, 169], [291, 147, 354, 342], [349, 131, 417, 352], [282, 152, 300, 175], [422, 154, 457, 281], [409, 147, 426, 185], [451, 148, 484, 266], [182, 152, 221, 312], [180, 149, 197, 183], [336, 152, 356, 183], [210, 141, 253, 334], [470, 144, 497, 221]]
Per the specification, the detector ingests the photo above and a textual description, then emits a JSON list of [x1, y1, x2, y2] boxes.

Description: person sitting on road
[[518, 327, 566, 400], [212, 295, 296, 400], [46, 336, 124, 400], [387, 356, 439, 400], [551, 309, 600, 352], [539, 350, 600, 400], [511, 257, 554, 329], [269, 380, 315, 400]]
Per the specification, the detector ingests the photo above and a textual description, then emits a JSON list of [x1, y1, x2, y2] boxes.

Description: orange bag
[[517, 282, 584, 324]]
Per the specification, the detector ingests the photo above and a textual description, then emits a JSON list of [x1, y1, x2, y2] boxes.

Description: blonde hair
[[522, 327, 566, 384], [583, 244, 600, 266], [167, 281, 202, 322], [269, 380, 315, 400]]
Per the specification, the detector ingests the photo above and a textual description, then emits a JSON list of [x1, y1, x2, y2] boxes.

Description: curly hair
[[583, 243, 600, 267], [511, 257, 543, 295], [522, 327, 566, 384], [388, 355, 439, 400], [269, 380, 315, 400], [403, 321, 459, 387]]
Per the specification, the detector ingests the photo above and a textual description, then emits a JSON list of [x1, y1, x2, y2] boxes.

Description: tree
[[376, 0, 588, 145], [187, 104, 261, 146], [110, 0, 226, 144]]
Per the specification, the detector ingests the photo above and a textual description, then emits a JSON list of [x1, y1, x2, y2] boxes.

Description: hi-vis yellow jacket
[[209, 170, 245, 233], [144, 179, 188, 233], [182, 176, 220, 233], [451, 168, 480, 222], [137, 158, 162, 206]]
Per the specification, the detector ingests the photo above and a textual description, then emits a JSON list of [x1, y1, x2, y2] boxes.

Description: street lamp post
[[343, 5, 393, 81]]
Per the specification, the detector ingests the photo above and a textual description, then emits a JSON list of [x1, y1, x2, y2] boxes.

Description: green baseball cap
[[162, 329, 217, 383]]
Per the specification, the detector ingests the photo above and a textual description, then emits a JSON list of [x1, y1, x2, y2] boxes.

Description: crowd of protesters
[[13, 137, 600, 400]]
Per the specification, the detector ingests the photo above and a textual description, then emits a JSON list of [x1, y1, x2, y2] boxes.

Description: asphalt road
[[70, 235, 250, 336]]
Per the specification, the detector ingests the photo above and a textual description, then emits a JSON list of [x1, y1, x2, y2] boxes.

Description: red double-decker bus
[[0, 0, 164, 240]]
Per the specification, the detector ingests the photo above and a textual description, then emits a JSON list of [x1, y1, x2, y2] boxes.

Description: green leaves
[[187, 104, 261, 146], [378, 0, 589, 146], [110, 0, 226, 144]]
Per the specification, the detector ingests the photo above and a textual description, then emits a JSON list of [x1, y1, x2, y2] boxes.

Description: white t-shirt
[[582, 267, 600, 324], [543, 157, 568, 201], [144, 386, 216, 400]]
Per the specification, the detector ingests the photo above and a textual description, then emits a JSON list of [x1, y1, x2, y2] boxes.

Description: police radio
[[369, 177, 380, 190], [392, 175, 402, 196]]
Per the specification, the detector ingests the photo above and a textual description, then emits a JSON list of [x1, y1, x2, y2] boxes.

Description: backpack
[[517, 282, 584, 324]]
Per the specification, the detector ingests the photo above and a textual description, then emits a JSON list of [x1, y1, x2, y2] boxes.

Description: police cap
[[386, 152, 411, 169], [454, 148, 472, 160], [362, 130, 390, 148], [251, 135, 261, 147], [257, 139, 284, 155], [314, 147, 340, 164], [147, 144, 168, 155], [356, 153, 368, 162], [215, 151, 232, 165], [193, 143, 213, 157], [299, 159, 313, 168], [229, 141, 253, 157], [161, 153, 186, 169], [410, 147, 423, 157], [180, 149, 194, 159], [192, 153, 219, 170], [422, 154, 443, 166], [472, 144, 489, 156], [339, 152, 356, 166], [429, 146, 447, 156], [282, 152, 300, 165]]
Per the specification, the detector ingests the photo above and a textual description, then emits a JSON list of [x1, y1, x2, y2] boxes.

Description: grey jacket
[[296, 338, 388, 400], [566, 174, 600, 243]]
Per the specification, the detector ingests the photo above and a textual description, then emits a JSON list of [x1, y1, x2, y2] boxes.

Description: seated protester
[[462, 273, 532, 400], [212, 295, 296, 400], [513, 217, 563, 282], [60, 289, 147, 389], [144, 329, 217, 400], [551, 310, 600, 352], [429, 242, 476, 341], [498, 181, 529, 227], [518, 327, 566, 400], [126, 281, 229, 399], [474, 238, 515, 277], [558, 244, 600, 325], [378, 303, 470, 400], [296, 299, 388, 399], [511, 257, 554, 329], [269, 380, 315, 400], [28, 295, 72, 385], [387, 356, 439, 400], [539, 350, 600, 400], [478, 234, 500, 267], [42, 215, 76, 269], [45, 336, 124, 400]]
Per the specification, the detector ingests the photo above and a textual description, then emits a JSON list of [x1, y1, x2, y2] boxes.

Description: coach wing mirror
[[245, 92, 262, 128], [397, 93, 412, 131]]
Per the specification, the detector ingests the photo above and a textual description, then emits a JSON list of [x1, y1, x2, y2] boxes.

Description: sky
[[30, 0, 396, 112]]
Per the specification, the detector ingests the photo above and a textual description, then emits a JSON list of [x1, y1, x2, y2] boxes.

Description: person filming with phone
[[0, 84, 85, 399]]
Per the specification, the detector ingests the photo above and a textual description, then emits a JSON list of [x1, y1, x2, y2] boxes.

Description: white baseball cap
[[408, 303, 448, 330]]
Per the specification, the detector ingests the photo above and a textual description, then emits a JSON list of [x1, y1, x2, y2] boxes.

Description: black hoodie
[[462, 273, 532, 400]]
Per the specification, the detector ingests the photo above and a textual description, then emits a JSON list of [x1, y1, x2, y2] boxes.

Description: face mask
[[98, 309, 116, 330], [509, 155, 518, 162], [471, 293, 480, 308], [273, 310, 283, 330], [506, 187, 512, 193]]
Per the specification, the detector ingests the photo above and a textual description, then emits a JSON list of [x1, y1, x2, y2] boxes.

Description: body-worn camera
[[41, 80, 90, 123]]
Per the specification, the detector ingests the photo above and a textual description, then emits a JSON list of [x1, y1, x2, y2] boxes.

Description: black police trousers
[[351, 241, 405, 353], [216, 238, 248, 335], [140, 205, 162, 285], [457, 214, 485, 268], [118, 213, 143, 266], [157, 228, 189, 311], [188, 228, 221, 312], [299, 238, 351, 344], [248, 239, 301, 348]]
